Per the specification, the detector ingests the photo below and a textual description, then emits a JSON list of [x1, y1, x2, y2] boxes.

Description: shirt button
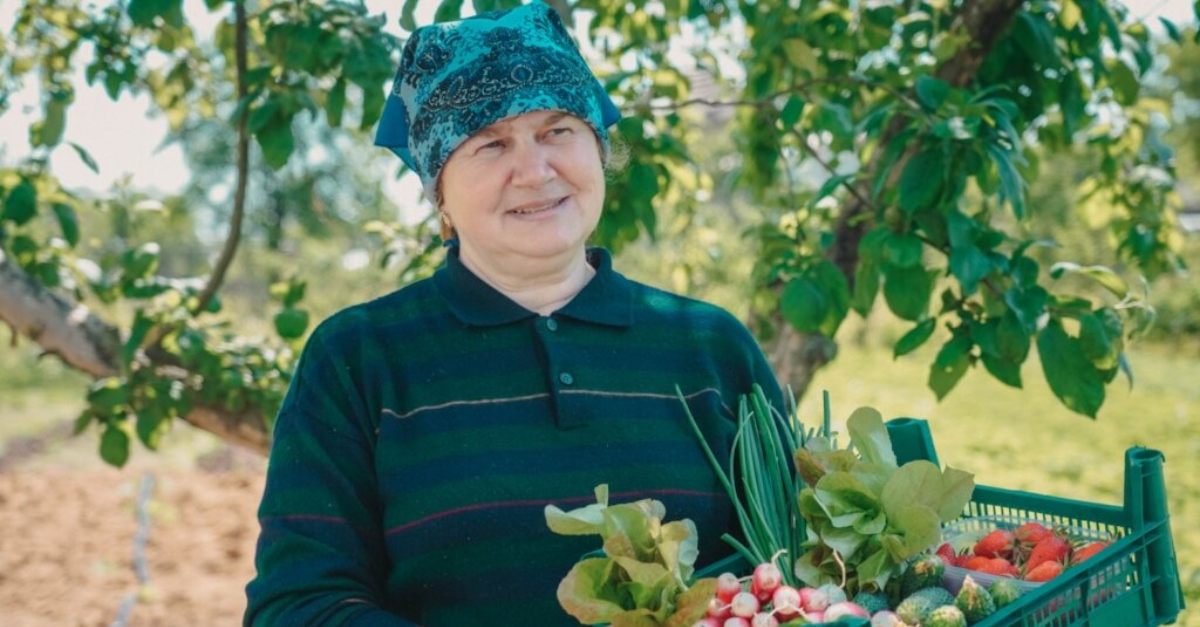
[[559, 372, 574, 385], [546, 318, 559, 331]]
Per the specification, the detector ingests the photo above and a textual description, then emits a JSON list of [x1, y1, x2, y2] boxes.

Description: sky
[[0, 0, 1196, 202]]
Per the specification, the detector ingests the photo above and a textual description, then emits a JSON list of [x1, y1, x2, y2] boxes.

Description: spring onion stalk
[[678, 384, 824, 586]]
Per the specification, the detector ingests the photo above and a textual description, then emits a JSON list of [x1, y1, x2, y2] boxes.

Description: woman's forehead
[[473, 110, 582, 136]]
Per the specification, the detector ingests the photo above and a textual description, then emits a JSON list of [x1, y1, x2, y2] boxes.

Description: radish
[[750, 561, 783, 601], [804, 609, 824, 623], [723, 618, 751, 627], [770, 585, 802, 620], [871, 611, 907, 627], [715, 572, 743, 603], [691, 619, 722, 627], [817, 582, 848, 605], [729, 591, 760, 618], [824, 601, 870, 621], [750, 612, 779, 627], [798, 586, 829, 612], [706, 596, 731, 620]]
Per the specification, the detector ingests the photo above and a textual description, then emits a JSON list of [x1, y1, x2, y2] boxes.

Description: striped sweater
[[244, 247, 784, 626]]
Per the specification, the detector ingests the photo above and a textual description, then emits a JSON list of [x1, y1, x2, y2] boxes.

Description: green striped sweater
[[244, 247, 784, 626]]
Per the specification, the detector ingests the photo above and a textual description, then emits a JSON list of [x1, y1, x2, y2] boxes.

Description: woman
[[244, 2, 785, 625]]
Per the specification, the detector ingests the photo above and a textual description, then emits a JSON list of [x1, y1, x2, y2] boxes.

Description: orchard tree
[[0, 0, 1194, 464]]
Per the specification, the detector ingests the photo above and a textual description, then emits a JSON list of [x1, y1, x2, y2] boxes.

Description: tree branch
[[0, 251, 270, 455], [191, 0, 250, 316]]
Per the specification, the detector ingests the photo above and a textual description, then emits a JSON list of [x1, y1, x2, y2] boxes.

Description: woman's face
[[439, 110, 606, 270]]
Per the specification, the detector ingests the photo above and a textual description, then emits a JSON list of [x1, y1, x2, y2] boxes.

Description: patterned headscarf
[[374, 1, 622, 193]]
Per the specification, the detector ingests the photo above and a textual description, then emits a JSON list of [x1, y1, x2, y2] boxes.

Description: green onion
[[678, 384, 828, 586]]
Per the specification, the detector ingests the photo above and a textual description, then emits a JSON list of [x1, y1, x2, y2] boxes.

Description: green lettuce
[[546, 485, 716, 626], [792, 407, 974, 594]]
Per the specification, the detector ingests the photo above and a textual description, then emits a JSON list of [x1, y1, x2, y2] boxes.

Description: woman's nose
[[510, 141, 556, 187]]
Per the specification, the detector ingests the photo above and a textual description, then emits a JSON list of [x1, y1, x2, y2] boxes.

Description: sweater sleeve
[[244, 321, 416, 627]]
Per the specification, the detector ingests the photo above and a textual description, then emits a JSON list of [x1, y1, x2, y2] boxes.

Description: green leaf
[[434, 0, 465, 23], [121, 243, 161, 279], [811, 174, 852, 207], [68, 142, 99, 174], [847, 406, 896, 467], [33, 98, 67, 147], [1004, 285, 1048, 332], [1037, 318, 1105, 418], [814, 472, 878, 529], [897, 148, 944, 214], [1013, 10, 1061, 68], [128, 0, 176, 27], [50, 202, 80, 246], [1159, 18, 1182, 43], [136, 411, 171, 451], [3, 179, 37, 225], [883, 264, 933, 322], [273, 307, 310, 340], [781, 277, 829, 334], [779, 96, 806, 129], [894, 319, 936, 357], [545, 484, 610, 535], [949, 245, 992, 296], [981, 352, 1022, 388], [915, 76, 950, 112], [929, 334, 971, 400], [1079, 312, 1117, 369], [556, 558, 625, 624], [1049, 262, 1128, 297], [629, 162, 660, 202], [811, 260, 850, 337], [851, 257, 881, 317], [663, 578, 718, 627], [884, 232, 923, 268], [325, 79, 347, 127], [1106, 60, 1139, 107], [257, 119, 295, 170], [100, 422, 131, 468], [87, 377, 131, 413], [123, 312, 155, 370], [400, 0, 421, 30]]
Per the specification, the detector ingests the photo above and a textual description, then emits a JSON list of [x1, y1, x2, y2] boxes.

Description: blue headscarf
[[374, 1, 622, 193]]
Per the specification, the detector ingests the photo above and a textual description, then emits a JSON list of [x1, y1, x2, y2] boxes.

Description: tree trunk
[[0, 251, 271, 455], [764, 0, 1025, 400]]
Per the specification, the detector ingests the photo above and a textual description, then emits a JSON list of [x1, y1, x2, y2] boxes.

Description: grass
[[1, 317, 1195, 624]]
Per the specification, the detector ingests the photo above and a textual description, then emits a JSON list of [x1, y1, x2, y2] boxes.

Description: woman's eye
[[548, 127, 573, 137], [477, 139, 505, 152]]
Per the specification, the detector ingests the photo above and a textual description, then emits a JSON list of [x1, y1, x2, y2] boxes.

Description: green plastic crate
[[886, 417, 1186, 627]]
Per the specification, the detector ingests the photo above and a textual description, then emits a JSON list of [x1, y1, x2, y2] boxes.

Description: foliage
[[544, 484, 717, 627], [2, 0, 1199, 465], [792, 406, 974, 596]]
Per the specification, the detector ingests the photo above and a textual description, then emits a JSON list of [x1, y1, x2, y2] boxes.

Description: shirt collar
[[433, 246, 633, 328]]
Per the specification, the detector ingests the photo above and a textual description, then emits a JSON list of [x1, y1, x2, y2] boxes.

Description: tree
[[0, 0, 1194, 463]]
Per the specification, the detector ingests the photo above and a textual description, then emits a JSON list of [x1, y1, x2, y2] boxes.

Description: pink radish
[[770, 585, 802, 620], [715, 572, 743, 603]]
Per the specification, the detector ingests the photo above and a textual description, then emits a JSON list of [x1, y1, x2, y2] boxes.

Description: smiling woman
[[242, 2, 786, 626]]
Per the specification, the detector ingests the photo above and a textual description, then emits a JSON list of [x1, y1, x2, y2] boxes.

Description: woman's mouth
[[508, 197, 567, 215]]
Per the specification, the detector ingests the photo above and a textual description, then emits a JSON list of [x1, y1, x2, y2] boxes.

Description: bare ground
[[0, 422, 265, 627]]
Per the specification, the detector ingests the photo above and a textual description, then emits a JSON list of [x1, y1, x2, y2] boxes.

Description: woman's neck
[[458, 247, 595, 316]]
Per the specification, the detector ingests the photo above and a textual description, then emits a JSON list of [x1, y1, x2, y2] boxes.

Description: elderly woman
[[244, 2, 784, 625]]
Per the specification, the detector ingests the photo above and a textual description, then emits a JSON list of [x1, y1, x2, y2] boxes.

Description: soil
[[0, 424, 266, 627]]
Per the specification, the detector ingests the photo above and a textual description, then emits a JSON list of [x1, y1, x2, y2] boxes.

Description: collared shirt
[[246, 247, 784, 626]]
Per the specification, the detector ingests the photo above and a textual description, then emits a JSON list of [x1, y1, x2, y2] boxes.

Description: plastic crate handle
[[1124, 447, 1185, 622]]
